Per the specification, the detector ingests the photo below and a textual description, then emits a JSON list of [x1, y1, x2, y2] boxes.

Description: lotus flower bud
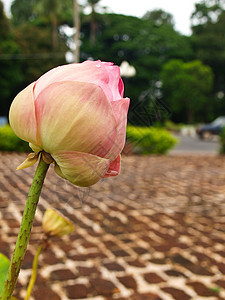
[[9, 60, 130, 187], [42, 209, 74, 237]]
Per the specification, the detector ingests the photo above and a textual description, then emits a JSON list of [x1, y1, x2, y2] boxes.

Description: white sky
[[99, 0, 199, 35], [2, 0, 199, 35]]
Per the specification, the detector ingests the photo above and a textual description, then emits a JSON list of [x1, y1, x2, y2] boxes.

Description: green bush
[[164, 120, 184, 132], [0, 125, 30, 152], [219, 127, 225, 154], [126, 125, 177, 154]]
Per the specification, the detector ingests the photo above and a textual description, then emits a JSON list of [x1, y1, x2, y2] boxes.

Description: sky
[[2, 0, 199, 35]]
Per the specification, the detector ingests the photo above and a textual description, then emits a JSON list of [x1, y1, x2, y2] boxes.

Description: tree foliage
[[0, 0, 68, 117], [0, 1, 23, 116], [161, 59, 213, 123], [0, 0, 224, 124], [13, 23, 67, 86], [191, 0, 224, 27], [143, 9, 174, 27], [191, 0, 225, 97], [11, 0, 36, 26], [11, 0, 74, 26], [80, 12, 193, 125]]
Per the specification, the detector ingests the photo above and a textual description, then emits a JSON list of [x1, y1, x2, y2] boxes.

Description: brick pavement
[[1, 152, 225, 300]]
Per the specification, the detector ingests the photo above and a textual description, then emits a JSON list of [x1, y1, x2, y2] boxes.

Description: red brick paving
[[1, 152, 225, 299]]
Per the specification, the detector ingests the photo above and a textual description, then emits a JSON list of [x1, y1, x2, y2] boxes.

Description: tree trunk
[[74, 0, 80, 63], [90, 2, 96, 45], [52, 17, 58, 49], [187, 108, 193, 124]]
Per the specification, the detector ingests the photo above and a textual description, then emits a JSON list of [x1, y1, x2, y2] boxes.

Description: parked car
[[196, 116, 225, 139]]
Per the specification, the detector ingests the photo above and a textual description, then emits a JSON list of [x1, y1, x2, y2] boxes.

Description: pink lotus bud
[[9, 60, 130, 187]]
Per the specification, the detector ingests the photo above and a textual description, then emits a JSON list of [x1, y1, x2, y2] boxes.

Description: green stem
[[0, 156, 49, 300], [24, 243, 43, 300]]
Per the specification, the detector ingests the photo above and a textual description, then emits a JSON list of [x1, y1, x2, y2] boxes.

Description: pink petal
[[118, 78, 124, 98], [104, 155, 121, 177], [101, 61, 124, 99], [53, 151, 110, 187], [35, 81, 117, 156], [34, 60, 123, 102], [104, 97, 130, 160], [9, 82, 38, 145]]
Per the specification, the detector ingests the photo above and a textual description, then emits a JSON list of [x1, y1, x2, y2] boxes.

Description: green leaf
[[0, 253, 10, 294]]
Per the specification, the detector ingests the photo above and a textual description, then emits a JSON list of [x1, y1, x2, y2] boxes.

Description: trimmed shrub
[[126, 125, 177, 154], [164, 120, 184, 132], [219, 127, 225, 154], [0, 125, 30, 152]]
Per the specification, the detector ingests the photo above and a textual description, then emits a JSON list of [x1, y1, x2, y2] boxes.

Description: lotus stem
[[0, 156, 49, 300]]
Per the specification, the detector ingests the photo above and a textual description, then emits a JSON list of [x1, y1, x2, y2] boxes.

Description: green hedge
[[219, 127, 225, 154], [126, 125, 177, 154], [164, 120, 185, 132], [0, 125, 30, 152], [0, 124, 177, 154]]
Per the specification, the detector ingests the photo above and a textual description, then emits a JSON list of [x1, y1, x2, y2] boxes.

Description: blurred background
[[0, 0, 224, 127]]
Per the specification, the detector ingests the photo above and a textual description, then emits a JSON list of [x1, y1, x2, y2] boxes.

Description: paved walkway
[[170, 134, 219, 155], [1, 152, 225, 300]]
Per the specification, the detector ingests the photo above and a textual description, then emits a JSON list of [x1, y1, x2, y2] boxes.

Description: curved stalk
[[24, 244, 43, 300], [0, 156, 49, 300]]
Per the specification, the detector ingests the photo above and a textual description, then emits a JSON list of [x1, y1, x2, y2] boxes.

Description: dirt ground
[[1, 152, 225, 300]]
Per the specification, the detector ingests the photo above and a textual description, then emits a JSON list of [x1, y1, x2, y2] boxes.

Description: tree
[[0, 0, 10, 37], [13, 23, 67, 86], [11, 0, 74, 48], [0, 1, 23, 116], [143, 9, 174, 27], [191, 0, 225, 106], [161, 59, 214, 123], [34, 0, 73, 48], [74, 0, 80, 62], [80, 12, 193, 92], [9, 0, 69, 90], [86, 0, 101, 44], [80, 11, 193, 124], [191, 0, 225, 27], [11, 0, 74, 26], [11, 0, 36, 26]]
